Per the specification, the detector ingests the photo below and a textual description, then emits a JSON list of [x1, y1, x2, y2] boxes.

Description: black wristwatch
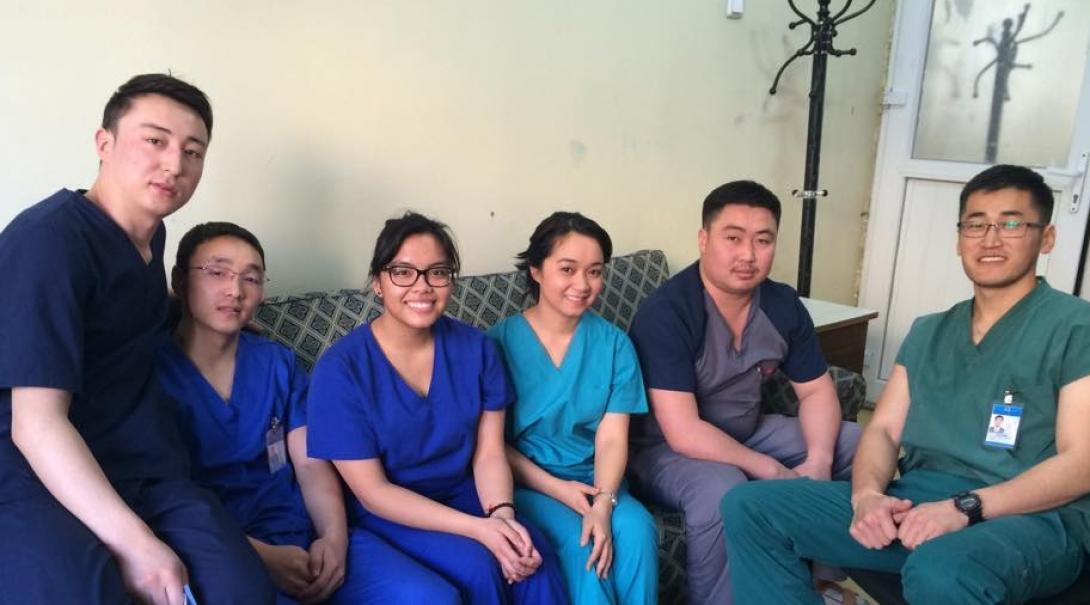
[[952, 491, 983, 525]]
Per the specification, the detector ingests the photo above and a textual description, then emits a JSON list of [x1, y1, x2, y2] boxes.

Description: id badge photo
[[984, 389, 1022, 449], [266, 417, 288, 473]]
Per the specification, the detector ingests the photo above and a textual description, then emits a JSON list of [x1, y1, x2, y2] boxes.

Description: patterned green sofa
[[253, 249, 866, 605]]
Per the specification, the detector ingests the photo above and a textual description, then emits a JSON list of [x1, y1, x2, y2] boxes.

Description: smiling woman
[[305, 211, 570, 605], [488, 211, 659, 605]]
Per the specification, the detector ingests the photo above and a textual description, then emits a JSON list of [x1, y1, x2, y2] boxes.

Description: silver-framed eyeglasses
[[383, 265, 455, 287], [190, 264, 269, 287], [956, 219, 1045, 239]]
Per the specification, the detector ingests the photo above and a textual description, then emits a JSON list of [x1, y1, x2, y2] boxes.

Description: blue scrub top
[[307, 316, 512, 518], [0, 189, 188, 498], [157, 331, 312, 540], [488, 312, 648, 483]]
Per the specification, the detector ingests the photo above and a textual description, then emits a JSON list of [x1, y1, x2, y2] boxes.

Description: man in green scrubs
[[721, 164, 1090, 604]]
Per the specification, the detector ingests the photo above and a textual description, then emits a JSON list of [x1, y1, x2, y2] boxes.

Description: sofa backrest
[[253, 249, 670, 368]]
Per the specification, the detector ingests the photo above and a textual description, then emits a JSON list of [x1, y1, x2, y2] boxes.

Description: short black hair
[[959, 164, 1053, 222], [171, 222, 265, 296], [369, 212, 460, 279], [516, 211, 613, 300], [702, 180, 782, 227], [102, 73, 213, 138]]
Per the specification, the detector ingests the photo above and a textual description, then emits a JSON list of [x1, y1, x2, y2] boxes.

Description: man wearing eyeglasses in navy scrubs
[[0, 75, 273, 605], [723, 164, 1090, 604]]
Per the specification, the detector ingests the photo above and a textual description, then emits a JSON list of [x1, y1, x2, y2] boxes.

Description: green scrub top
[[896, 279, 1090, 550]]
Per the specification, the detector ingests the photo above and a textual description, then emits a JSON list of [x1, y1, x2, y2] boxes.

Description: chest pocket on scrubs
[[1002, 380, 1059, 454]]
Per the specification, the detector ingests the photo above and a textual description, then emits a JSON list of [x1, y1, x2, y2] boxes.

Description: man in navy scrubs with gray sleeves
[[0, 74, 273, 604], [627, 180, 861, 605]]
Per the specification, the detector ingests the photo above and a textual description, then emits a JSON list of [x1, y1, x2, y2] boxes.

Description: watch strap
[[953, 491, 983, 525]]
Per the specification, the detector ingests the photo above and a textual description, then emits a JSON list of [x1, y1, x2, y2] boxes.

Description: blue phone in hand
[[183, 584, 199, 605]]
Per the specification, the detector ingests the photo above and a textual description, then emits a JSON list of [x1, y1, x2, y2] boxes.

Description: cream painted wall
[[1, 1, 893, 303]]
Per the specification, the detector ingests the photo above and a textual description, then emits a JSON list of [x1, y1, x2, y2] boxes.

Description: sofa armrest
[[760, 366, 865, 422]]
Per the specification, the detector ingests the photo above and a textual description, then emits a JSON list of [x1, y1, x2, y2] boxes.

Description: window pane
[[913, 0, 1090, 166]]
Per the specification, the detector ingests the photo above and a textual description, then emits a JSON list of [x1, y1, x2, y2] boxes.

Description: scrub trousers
[[355, 480, 571, 605], [629, 414, 861, 605], [269, 528, 462, 605], [721, 469, 1086, 605], [514, 485, 658, 604], [0, 478, 273, 605]]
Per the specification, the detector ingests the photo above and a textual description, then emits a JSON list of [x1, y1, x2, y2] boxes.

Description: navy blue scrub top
[[307, 316, 512, 519], [157, 331, 312, 540], [0, 189, 188, 498], [628, 262, 826, 447]]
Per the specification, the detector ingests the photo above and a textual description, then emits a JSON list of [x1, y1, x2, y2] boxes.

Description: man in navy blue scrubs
[[0, 75, 273, 604], [627, 180, 861, 604]]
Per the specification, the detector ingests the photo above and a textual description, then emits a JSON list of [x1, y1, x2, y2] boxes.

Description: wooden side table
[[801, 298, 879, 374]]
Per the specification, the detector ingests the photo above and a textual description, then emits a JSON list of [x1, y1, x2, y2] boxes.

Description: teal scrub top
[[489, 311, 648, 484], [896, 279, 1090, 550]]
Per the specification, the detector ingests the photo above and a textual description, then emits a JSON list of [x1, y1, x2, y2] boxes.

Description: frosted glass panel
[[913, 1, 1090, 166]]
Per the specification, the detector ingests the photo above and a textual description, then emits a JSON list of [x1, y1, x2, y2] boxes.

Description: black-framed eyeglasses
[[190, 264, 270, 287], [956, 219, 1045, 239], [383, 265, 455, 287]]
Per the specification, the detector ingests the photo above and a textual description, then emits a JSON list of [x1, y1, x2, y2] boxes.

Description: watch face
[[955, 492, 980, 511]]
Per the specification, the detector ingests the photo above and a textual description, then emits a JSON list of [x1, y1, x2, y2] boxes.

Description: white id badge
[[266, 418, 287, 473], [984, 400, 1022, 449]]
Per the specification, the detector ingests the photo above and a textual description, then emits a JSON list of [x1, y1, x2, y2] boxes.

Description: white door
[[859, 0, 1090, 395]]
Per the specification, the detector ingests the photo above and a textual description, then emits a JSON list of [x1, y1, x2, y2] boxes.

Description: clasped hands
[[850, 491, 969, 550], [476, 511, 543, 584], [261, 535, 347, 604]]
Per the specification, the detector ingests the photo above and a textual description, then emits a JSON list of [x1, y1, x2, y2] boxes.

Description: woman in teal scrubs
[[488, 212, 658, 605]]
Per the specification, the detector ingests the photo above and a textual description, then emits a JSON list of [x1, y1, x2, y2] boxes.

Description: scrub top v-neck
[[489, 312, 647, 483], [307, 316, 512, 519], [157, 331, 311, 539]]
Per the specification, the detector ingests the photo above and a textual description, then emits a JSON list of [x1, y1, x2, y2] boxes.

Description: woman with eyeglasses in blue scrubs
[[157, 222, 459, 604], [306, 212, 569, 605]]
